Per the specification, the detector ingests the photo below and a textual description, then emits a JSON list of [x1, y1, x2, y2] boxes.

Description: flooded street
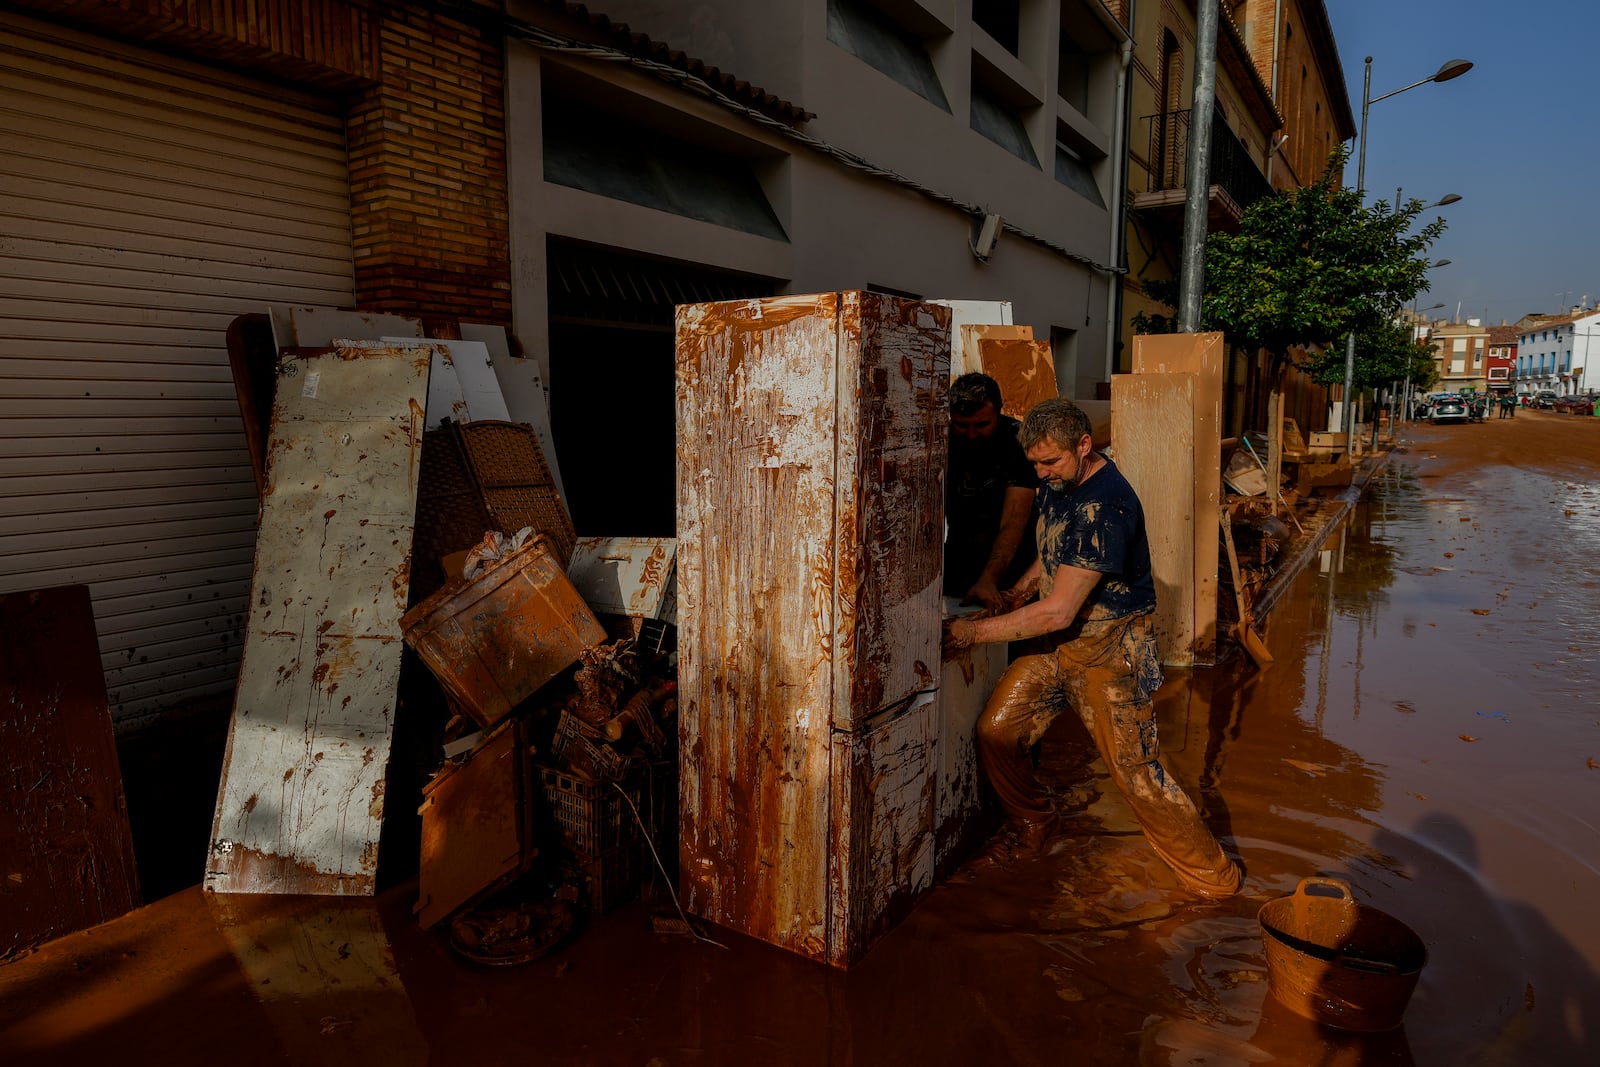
[[3, 415, 1598, 1066]]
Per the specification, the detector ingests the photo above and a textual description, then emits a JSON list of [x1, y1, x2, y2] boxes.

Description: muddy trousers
[[975, 612, 1242, 898]]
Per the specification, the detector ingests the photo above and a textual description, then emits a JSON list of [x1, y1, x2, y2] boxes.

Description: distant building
[[1123, 0, 1352, 435], [1427, 319, 1490, 395], [1486, 324, 1517, 395], [1516, 310, 1600, 396]]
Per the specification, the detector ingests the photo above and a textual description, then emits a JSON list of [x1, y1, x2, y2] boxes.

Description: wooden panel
[[0, 16, 353, 728], [205, 342, 429, 895], [675, 294, 843, 958], [566, 537, 677, 619], [978, 337, 1058, 420], [1130, 332, 1224, 665], [927, 300, 1012, 375], [1112, 373, 1197, 666], [958, 323, 1032, 386], [831, 291, 950, 731], [826, 693, 938, 968], [414, 721, 532, 929], [0, 585, 141, 957]]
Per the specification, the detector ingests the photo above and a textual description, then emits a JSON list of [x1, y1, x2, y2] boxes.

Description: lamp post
[[1341, 56, 1473, 453]]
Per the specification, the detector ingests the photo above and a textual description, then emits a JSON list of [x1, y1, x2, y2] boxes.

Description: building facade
[[1485, 324, 1516, 396], [1121, 0, 1352, 435], [506, 0, 1133, 537], [1516, 310, 1600, 397], [0, 0, 1136, 730], [1426, 319, 1490, 396]]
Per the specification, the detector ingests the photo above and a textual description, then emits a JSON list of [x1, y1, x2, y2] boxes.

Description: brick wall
[[7, 0, 513, 327], [347, 4, 511, 327]]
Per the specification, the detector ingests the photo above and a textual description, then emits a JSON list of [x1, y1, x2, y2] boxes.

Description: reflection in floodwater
[[207, 894, 425, 1067]]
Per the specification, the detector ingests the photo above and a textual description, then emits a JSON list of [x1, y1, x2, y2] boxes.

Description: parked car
[[1555, 393, 1598, 415], [1535, 391, 1559, 409], [1430, 395, 1470, 423]]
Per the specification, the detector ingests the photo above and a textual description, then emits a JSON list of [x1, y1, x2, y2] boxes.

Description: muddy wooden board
[[566, 536, 676, 619], [928, 300, 1012, 375], [1112, 372, 1197, 665], [206, 341, 430, 895], [958, 323, 1031, 392], [978, 337, 1057, 420], [676, 291, 948, 967], [1131, 332, 1223, 665], [414, 720, 532, 928], [0, 585, 140, 956], [269, 307, 422, 348], [403, 337, 509, 431]]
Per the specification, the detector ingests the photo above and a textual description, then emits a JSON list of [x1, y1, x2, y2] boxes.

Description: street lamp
[[1341, 56, 1472, 453], [1396, 189, 1462, 211], [1357, 58, 1474, 198]]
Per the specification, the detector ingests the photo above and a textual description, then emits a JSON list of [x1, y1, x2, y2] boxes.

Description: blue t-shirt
[[1036, 455, 1157, 621]]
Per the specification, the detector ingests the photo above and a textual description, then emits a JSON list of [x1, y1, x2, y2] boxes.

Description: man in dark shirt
[[944, 373, 1038, 611], [941, 398, 1242, 898]]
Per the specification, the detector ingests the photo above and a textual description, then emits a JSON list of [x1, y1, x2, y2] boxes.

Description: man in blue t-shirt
[[941, 398, 1242, 898]]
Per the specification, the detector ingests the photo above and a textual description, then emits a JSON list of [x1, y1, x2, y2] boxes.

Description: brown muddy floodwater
[[2, 413, 1598, 1066]]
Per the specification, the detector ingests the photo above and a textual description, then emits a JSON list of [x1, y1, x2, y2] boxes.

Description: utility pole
[[1176, 0, 1220, 333]]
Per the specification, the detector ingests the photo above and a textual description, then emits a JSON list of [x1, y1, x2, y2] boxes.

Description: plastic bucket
[[1257, 877, 1427, 1032]]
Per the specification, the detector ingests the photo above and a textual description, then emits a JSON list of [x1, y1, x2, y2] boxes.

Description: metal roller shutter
[[0, 13, 355, 729]]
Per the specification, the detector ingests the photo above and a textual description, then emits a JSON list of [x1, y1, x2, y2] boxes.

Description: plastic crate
[[539, 764, 644, 856], [539, 760, 676, 913], [548, 709, 628, 782]]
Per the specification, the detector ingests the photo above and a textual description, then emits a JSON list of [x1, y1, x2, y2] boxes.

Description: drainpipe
[[1270, 0, 1284, 97], [1105, 11, 1135, 383]]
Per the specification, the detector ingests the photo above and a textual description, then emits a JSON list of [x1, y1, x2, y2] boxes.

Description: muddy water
[[4, 420, 1598, 1065]]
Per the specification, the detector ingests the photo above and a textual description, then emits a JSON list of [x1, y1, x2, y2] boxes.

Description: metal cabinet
[[675, 291, 950, 967]]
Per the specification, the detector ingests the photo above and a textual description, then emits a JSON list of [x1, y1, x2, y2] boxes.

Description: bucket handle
[[1293, 876, 1354, 901]]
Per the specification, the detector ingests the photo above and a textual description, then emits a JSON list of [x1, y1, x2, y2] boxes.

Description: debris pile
[[403, 530, 681, 959]]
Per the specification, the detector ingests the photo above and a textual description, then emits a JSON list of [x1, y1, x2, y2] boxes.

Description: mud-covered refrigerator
[[675, 291, 950, 968]]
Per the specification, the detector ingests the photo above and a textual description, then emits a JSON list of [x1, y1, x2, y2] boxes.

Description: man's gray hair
[[1018, 397, 1092, 451]]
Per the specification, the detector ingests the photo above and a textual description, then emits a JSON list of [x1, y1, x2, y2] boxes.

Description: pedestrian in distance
[[941, 398, 1243, 897]]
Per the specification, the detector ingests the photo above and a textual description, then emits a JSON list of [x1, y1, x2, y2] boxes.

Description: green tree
[[1135, 146, 1446, 388]]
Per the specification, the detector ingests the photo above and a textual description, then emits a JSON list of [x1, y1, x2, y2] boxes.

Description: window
[[971, 85, 1039, 166], [1058, 29, 1090, 113], [827, 0, 951, 111], [542, 91, 788, 241], [1054, 140, 1103, 205], [972, 0, 1021, 55]]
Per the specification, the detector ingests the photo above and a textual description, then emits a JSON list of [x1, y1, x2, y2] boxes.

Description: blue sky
[[1324, 0, 1598, 325]]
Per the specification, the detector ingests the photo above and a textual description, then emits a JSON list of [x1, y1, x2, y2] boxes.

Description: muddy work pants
[[976, 611, 1242, 898]]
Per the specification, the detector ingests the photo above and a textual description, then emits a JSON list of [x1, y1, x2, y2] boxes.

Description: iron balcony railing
[[1140, 108, 1273, 213]]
